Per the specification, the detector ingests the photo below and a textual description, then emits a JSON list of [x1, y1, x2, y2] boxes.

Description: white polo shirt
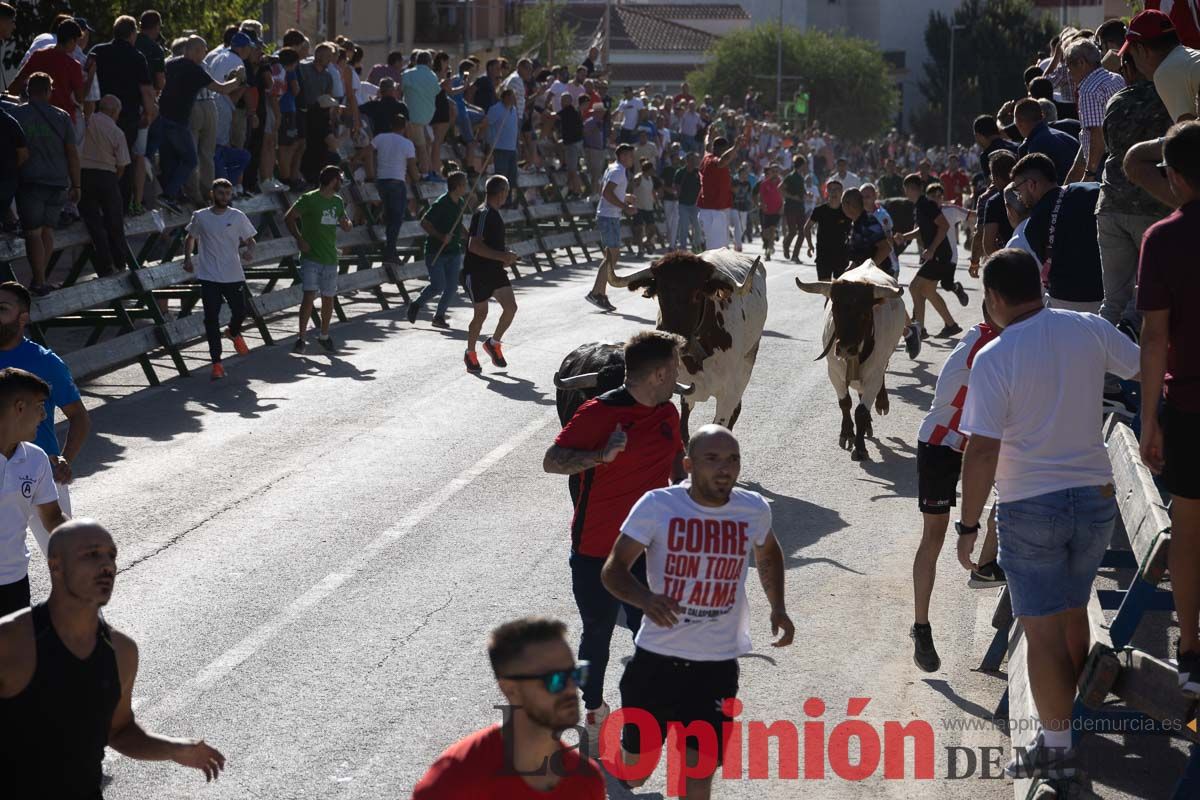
[[0, 442, 59, 585]]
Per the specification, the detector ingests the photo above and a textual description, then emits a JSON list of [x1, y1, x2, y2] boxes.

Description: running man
[[543, 330, 687, 750], [757, 163, 783, 261], [585, 143, 635, 312], [412, 617, 605, 798], [781, 155, 813, 262], [184, 178, 257, 380], [0, 368, 68, 616], [910, 308, 1002, 672], [408, 170, 468, 329], [462, 175, 519, 373], [0, 520, 226, 795], [285, 164, 353, 354], [603, 425, 793, 798], [896, 173, 963, 339], [802, 178, 851, 280]]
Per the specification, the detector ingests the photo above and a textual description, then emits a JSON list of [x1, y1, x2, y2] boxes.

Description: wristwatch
[[955, 520, 981, 536]]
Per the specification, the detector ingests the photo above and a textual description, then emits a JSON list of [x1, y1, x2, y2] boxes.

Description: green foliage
[[509, 0, 579, 65], [686, 23, 899, 140], [17, 0, 264, 49], [915, 0, 1058, 144]]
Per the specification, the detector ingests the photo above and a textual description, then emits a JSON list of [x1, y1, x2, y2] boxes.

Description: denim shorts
[[300, 259, 338, 297], [997, 485, 1117, 617], [598, 215, 623, 249]]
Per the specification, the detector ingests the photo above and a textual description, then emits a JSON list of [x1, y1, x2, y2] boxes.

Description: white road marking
[[136, 416, 551, 723]]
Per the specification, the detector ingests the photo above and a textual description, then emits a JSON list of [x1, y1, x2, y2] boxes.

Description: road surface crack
[[369, 591, 454, 674]]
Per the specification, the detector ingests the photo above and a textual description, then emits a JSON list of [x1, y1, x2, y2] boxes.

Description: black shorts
[[816, 260, 848, 281], [784, 204, 806, 227], [620, 647, 739, 765], [916, 258, 956, 288], [1163, 402, 1200, 500], [462, 265, 511, 303], [917, 441, 963, 514], [634, 210, 656, 226], [0, 574, 30, 617], [761, 213, 780, 228], [278, 111, 299, 145], [432, 91, 450, 124]]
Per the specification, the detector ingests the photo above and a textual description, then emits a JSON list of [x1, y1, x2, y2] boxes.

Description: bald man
[[603, 426, 793, 799], [0, 520, 225, 797], [79, 93, 133, 276]]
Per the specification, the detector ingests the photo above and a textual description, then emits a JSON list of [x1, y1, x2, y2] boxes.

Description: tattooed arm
[[754, 531, 794, 647], [543, 425, 627, 475]]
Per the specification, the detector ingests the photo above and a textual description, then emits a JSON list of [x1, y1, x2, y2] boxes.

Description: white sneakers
[[585, 701, 610, 757]]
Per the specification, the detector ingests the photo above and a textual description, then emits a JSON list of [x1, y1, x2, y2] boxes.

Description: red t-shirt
[[939, 169, 969, 204], [697, 153, 732, 210], [19, 49, 84, 121], [554, 388, 682, 557], [1136, 199, 1200, 412], [412, 725, 605, 799]]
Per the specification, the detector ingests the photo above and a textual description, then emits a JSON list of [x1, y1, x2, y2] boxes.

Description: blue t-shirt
[[401, 64, 440, 125], [0, 339, 81, 456], [486, 102, 518, 151]]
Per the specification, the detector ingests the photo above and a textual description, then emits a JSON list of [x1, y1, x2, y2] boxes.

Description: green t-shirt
[[422, 193, 466, 258], [293, 191, 346, 266], [782, 172, 806, 206]]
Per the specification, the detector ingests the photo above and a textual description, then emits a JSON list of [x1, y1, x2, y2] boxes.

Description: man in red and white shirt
[[542, 330, 686, 745], [412, 617, 605, 799], [909, 312, 1001, 673], [696, 126, 747, 250], [1063, 38, 1125, 183]]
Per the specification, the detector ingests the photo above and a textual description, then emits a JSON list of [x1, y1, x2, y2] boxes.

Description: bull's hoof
[[864, 423, 874, 439], [851, 448, 869, 462], [839, 434, 854, 450]]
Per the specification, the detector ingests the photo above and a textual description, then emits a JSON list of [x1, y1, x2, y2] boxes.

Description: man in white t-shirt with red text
[[602, 425, 793, 798], [957, 248, 1140, 779]]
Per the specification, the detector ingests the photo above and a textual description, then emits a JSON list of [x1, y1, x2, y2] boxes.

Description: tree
[[916, 0, 1058, 144], [508, 0, 579, 66], [12, 0, 264, 52], [687, 23, 899, 141]]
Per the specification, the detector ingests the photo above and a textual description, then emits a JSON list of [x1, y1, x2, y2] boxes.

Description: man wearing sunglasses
[[602, 425, 793, 798], [413, 617, 604, 798]]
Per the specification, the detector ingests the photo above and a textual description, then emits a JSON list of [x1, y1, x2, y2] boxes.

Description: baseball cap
[[1120, 10, 1176, 56], [230, 32, 253, 48], [73, 16, 93, 32]]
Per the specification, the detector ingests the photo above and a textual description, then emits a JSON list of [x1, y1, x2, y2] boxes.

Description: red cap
[[1120, 9, 1176, 56]]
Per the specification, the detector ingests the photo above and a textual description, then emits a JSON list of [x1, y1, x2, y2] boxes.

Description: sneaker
[[318, 335, 336, 353], [210, 362, 226, 380], [903, 324, 922, 360], [599, 295, 617, 312], [968, 560, 1007, 588], [29, 283, 54, 297], [1004, 731, 1077, 780], [158, 196, 184, 215], [431, 315, 450, 329], [952, 281, 969, 307], [910, 623, 941, 672], [1177, 642, 1200, 699], [483, 337, 507, 368], [227, 329, 250, 356], [406, 302, 421, 324], [919, 326, 930, 340], [292, 337, 307, 354], [464, 351, 482, 374], [584, 702, 610, 758], [260, 178, 287, 192], [584, 292, 609, 310], [936, 323, 963, 338]]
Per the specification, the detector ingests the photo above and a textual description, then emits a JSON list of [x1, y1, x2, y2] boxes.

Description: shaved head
[[48, 519, 117, 607], [687, 424, 738, 458], [47, 518, 112, 562]]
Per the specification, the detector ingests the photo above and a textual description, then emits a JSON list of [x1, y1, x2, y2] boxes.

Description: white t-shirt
[[1153, 44, 1200, 122], [0, 442, 59, 584], [547, 79, 570, 112], [871, 206, 899, 273], [940, 204, 970, 263], [204, 47, 244, 115], [1006, 219, 1041, 269], [960, 309, 1140, 503], [621, 485, 772, 661], [186, 207, 256, 283], [373, 132, 417, 181], [618, 97, 644, 130], [597, 164, 628, 218], [832, 170, 862, 190]]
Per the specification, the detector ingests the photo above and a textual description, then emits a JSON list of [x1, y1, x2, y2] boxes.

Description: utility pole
[[547, 0, 554, 66], [602, 0, 611, 76], [947, 23, 964, 148], [776, 0, 783, 110]]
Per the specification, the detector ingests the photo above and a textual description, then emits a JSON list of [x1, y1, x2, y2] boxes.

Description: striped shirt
[[917, 324, 999, 452], [1076, 67, 1126, 164]]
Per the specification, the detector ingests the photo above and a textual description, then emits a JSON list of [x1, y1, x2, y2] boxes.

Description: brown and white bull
[[608, 249, 767, 438], [796, 263, 907, 462]]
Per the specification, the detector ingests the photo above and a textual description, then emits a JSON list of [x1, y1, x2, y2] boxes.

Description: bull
[[606, 249, 767, 439], [796, 263, 906, 462]]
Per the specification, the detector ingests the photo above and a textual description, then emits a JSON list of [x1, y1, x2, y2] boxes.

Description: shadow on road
[[477, 372, 556, 407], [739, 480, 858, 574], [921, 677, 1000, 723]]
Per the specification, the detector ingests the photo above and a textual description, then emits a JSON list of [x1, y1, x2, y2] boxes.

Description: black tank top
[[0, 602, 121, 799]]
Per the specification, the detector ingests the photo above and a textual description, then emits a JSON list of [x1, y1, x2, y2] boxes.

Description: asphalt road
[[24, 239, 1183, 799]]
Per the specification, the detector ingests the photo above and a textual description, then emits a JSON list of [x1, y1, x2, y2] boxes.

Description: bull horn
[[607, 264, 654, 289], [735, 257, 762, 295], [553, 372, 600, 390], [872, 284, 904, 300], [673, 382, 695, 396], [815, 334, 835, 361], [796, 277, 833, 297]]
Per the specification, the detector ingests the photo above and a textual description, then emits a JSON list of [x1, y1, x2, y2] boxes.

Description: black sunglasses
[[503, 661, 589, 694]]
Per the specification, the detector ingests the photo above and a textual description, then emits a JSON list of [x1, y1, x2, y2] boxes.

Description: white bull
[[796, 263, 907, 461]]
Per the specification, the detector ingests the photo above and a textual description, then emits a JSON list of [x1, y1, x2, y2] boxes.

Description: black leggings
[[200, 280, 247, 362]]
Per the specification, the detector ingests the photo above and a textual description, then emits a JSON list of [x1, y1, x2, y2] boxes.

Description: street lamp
[[947, 23, 965, 148]]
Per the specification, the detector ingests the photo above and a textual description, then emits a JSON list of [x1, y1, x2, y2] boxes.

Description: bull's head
[[796, 277, 903, 361], [609, 251, 760, 344]]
